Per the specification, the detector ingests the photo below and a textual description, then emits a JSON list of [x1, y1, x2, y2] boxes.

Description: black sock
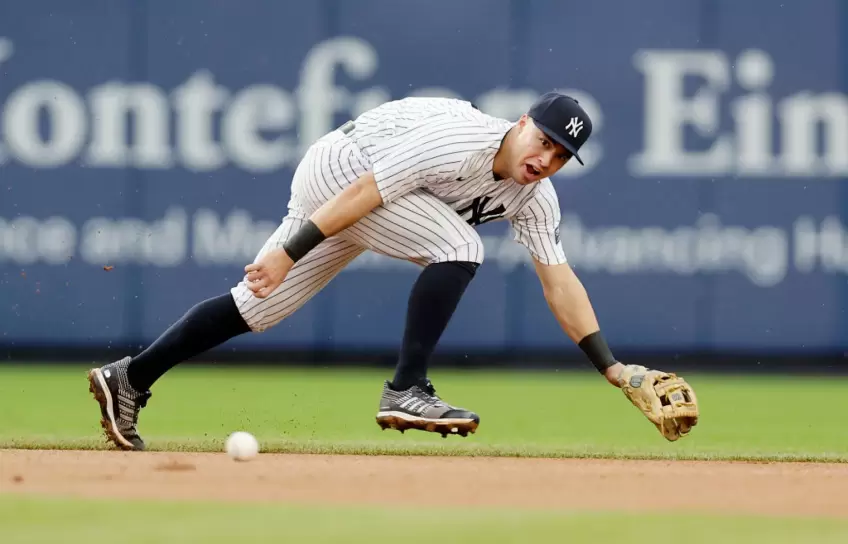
[[126, 293, 251, 391], [392, 261, 479, 390]]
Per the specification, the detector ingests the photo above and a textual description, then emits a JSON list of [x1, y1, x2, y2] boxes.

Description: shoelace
[[418, 381, 447, 408]]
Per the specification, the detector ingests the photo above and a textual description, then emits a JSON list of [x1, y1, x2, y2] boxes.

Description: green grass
[[2, 495, 847, 544], [2, 364, 846, 541], [1, 364, 847, 461]]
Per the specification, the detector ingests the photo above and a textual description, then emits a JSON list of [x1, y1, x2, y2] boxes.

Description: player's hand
[[244, 248, 294, 299]]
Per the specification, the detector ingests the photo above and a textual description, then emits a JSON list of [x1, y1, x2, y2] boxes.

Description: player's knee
[[454, 236, 485, 266], [431, 243, 484, 267], [229, 285, 292, 333]]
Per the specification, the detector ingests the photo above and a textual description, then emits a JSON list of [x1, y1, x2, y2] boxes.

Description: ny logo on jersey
[[565, 116, 584, 138], [457, 196, 507, 226]]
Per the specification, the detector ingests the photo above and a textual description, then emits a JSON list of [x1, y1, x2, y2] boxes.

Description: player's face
[[512, 116, 572, 184]]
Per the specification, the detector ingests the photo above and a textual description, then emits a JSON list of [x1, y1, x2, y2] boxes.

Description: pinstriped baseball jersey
[[232, 96, 568, 332], [302, 96, 567, 265]]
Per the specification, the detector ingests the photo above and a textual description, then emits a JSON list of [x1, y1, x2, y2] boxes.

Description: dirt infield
[[2, 449, 847, 517]]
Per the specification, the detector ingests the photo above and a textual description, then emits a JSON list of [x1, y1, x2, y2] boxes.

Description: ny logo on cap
[[565, 117, 584, 138]]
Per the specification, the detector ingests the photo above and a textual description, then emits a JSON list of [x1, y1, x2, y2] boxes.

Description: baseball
[[225, 431, 259, 461]]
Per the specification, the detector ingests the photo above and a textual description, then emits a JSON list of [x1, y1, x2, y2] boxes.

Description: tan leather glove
[[616, 364, 699, 441]]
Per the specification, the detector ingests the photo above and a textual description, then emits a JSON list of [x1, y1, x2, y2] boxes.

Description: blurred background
[[1, 0, 846, 375]]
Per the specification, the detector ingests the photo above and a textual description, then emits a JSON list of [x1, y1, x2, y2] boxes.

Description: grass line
[[3, 437, 848, 463], [4, 365, 848, 464]]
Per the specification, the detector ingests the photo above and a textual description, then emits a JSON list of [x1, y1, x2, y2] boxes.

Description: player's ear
[[515, 114, 528, 133]]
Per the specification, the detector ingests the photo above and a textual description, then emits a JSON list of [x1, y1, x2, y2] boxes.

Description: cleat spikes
[[374, 413, 478, 438]]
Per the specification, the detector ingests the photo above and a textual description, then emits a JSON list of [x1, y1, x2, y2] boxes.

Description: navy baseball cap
[[527, 92, 593, 165]]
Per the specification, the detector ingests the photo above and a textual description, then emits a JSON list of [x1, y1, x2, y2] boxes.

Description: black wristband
[[283, 220, 327, 263], [578, 331, 617, 373]]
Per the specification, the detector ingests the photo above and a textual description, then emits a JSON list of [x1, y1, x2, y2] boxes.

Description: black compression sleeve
[[283, 220, 327, 262], [578, 331, 617, 373]]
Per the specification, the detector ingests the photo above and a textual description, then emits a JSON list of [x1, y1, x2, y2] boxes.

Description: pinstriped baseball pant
[[230, 129, 484, 332]]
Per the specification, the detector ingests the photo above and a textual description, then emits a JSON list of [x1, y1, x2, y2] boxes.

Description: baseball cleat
[[87, 356, 151, 451], [376, 378, 479, 438]]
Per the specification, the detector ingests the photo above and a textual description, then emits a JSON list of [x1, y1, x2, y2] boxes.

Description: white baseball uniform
[[231, 97, 567, 331]]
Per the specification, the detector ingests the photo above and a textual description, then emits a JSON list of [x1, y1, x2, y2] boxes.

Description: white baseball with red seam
[[225, 431, 259, 461]]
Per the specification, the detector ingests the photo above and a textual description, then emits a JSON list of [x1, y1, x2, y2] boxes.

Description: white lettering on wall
[[0, 36, 605, 178], [1, 37, 845, 179], [630, 48, 848, 177]]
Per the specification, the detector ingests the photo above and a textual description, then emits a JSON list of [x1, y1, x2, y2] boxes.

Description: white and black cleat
[[87, 357, 151, 451], [375, 378, 479, 438]]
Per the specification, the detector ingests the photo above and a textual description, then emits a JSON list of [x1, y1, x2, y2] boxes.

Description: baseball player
[[87, 91, 699, 451]]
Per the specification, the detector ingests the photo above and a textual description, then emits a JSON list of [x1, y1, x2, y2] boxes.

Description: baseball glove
[[616, 364, 699, 441]]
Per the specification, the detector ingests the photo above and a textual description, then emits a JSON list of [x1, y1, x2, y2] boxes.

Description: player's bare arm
[[532, 256, 699, 440], [531, 259, 624, 386], [244, 171, 383, 298], [310, 171, 383, 234]]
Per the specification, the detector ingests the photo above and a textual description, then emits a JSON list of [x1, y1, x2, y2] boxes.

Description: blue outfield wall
[[0, 0, 847, 366]]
